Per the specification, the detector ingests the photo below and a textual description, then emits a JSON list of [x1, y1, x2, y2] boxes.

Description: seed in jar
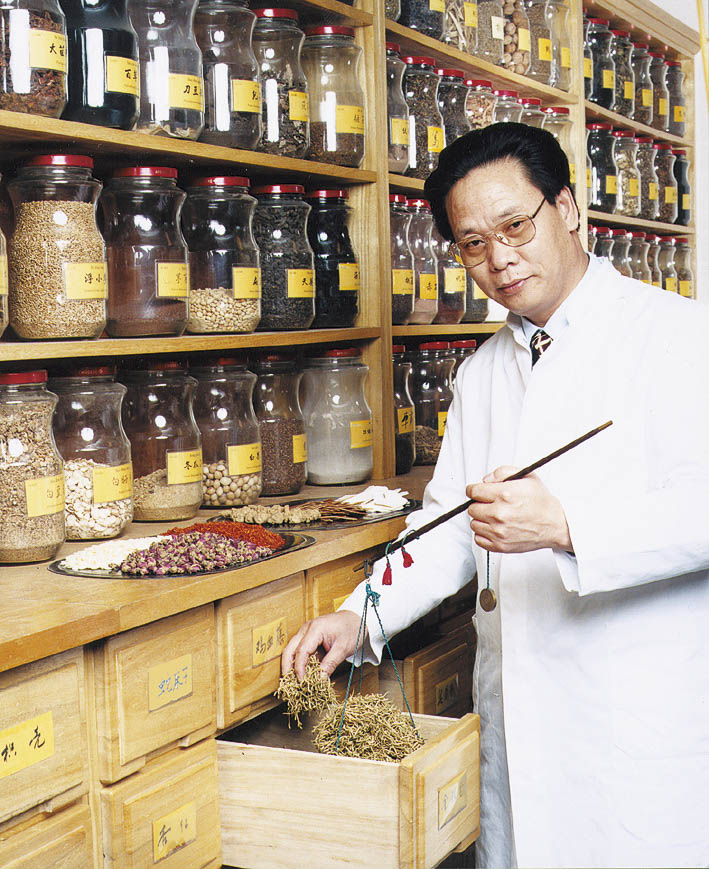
[[201, 459, 262, 507], [64, 457, 133, 540], [186, 287, 260, 333], [133, 467, 201, 521]]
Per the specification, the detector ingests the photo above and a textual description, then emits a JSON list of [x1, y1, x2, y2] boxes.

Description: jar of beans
[[399, 0, 444, 39], [520, 97, 545, 128], [464, 79, 496, 129], [525, 0, 552, 86], [493, 89, 522, 123], [431, 224, 466, 324], [609, 229, 632, 277], [100, 166, 189, 338], [636, 137, 659, 220], [407, 198, 438, 326], [475, 0, 504, 64], [0, 0, 67, 117], [654, 144, 678, 223], [191, 357, 262, 508], [545, 0, 569, 90], [649, 52, 669, 132], [252, 184, 315, 330], [50, 365, 133, 541], [645, 234, 662, 286], [392, 345, 416, 475], [443, 0, 477, 54], [411, 342, 454, 466], [501, 0, 531, 76], [586, 18, 615, 110], [627, 232, 651, 284], [403, 56, 445, 180], [673, 149, 691, 226], [666, 61, 686, 137], [542, 106, 576, 191], [674, 237, 693, 298], [8, 154, 106, 340], [610, 30, 634, 117], [389, 194, 414, 326], [252, 8, 309, 159], [586, 123, 617, 213], [611, 130, 640, 217], [386, 43, 409, 174], [657, 236, 677, 293], [436, 68, 471, 147], [631, 42, 653, 125]]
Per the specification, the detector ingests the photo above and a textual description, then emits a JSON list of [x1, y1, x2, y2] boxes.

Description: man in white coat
[[282, 124, 709, 868]]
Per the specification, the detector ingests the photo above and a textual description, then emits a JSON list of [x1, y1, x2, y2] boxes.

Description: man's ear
[[555, 186, 580, 231]]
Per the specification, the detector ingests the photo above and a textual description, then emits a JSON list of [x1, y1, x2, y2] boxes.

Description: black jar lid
[[253, 183, 304, 195], [113, 166, 178, 179], [0, 370, 47, 385], [305, 188, 348, 200], [253, 7, 298, 19], [191, 175, 250, 187], [305, 24, 354, 37]]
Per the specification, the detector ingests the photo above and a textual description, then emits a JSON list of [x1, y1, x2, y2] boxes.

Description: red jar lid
[[610, 29, 630, 37], [69, 365, 116, 377], [588, 225, 597, 234], [588, 18, 610, 25], [655, 143, 673, 149], [305, 24, 354, 37], [451, 339, 477, 348], [392, 344, 406, 353], [253, 8, 298, 20], [666, 60, 682, 67], [191, 175, 250, 187], [520, 97, 542, 106], [386, 42, 401, 52], [402, 56, 436, 67], [633, 42, 649, 49], [544, 106, 570, 114], [648, 51, 666, 58], [312, 347, 359, 358], [256, 350, 296, 364], [252, 184, 305, 195], [629, 231, 647, 238], [0, 370, 47, 385], [611, 228, 631, 237], [406, 198, 430, 209], [465, 79, 493, 88], [586, 123, 612, 130], [594, 226, 612, 234], [389, 193, 407, 204], [672, 149, 686, 156], [494, 89, 519, 98], [645, 233, 659, 241], [145, 360, 187, 371], [420, 341, 450, 350], [674, 237, 689, 245], [114, 166, 178, 178], [659, 236, 676, 243], [26, 154, 94, 168], [305, 188, 348, 199], [611, 129, 635, 137], [436, 68, 465, 78], [193, 355, 248, 368], [636, 136, 654, 143]]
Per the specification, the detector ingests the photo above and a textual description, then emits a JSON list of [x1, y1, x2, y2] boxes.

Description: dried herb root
[[276, 655, 336, 728]]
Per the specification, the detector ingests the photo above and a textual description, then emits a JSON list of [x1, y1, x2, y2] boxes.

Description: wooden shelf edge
[[392, 323, 504, 336], [388, 173, 426, 192], [584, 102, 692, 147], [587, 210, 695, 235], [291, 0, 373, 27]]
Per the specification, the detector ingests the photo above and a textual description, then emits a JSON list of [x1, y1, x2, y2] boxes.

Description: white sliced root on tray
[[334, 486, 410, 514]]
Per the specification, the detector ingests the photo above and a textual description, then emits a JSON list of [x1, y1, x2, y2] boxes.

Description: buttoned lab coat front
[[342, 256, 709, 868]]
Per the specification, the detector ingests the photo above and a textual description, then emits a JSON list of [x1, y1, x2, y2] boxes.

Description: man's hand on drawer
[[281, 611, 366, 681]]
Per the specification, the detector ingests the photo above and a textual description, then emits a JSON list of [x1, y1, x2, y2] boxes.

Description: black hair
[[423, 122, 576, 241]]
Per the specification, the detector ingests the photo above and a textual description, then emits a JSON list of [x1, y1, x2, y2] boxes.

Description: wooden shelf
[[583, 0, 700, 57], [280, 0, 373, 28], [584, 102, 692, 147], [587, 210, 694, 235], [393, 323, 504, 337], [388, 173, 426, 193]]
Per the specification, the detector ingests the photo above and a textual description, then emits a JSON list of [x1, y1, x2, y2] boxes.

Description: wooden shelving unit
[[587, 210, 695, 234]]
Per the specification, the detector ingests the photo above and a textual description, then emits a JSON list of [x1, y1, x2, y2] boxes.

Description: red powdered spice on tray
[[163, 521, 286, 551]]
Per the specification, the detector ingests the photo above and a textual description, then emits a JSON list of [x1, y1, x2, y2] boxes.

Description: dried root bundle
[[276, 655, 336, 728]]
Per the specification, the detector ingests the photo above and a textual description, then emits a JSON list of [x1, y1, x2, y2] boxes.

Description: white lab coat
[[342, 256, 709, 868]]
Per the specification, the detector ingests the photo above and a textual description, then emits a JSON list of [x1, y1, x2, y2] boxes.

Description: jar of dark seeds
[[302, 26, 365, 168], [181, 175, 261, 334], [100, 166, 189, 337], [632, 42, 653, 125], [654, 144, 678, 223], [403, 56, 445, 180], [461, 273, 489, 323], [525, 0, 552, 86], [386, 43, 409, 174], [627, 232, 651, 284], [436, 69, 470, 147], [389, 194, 414, 326], [586, 123, 617, 213], [411, 342, 454, 466], [586, 18, 615, 110], [611, 130, 640, 217], [252, 8, 309, 159], [392, 346, 416, 475], [386, 0, 401, 20], [0, 0, 67, 117], [649, 52, 669, 133], [0, 370, 65, 563], [501, 0, 531, 76], [672, 149, 691, 226], [636, 137, 659, 220], [252, 184, 315, 330], [443, 0, 477, 54], [609, 229, 632, 277], [475, 0, 504, 64], [399, 0, 444, 39], [407, 197, 438, 326], [657, 236, 677, 293], [645, 234, 662, 287], [610, 30, 634, 117], [464, 78, 496, 129], [305, 188, 360, 329], [8, 154, 107, 340], [252, 352, 306, 496], [666, 60, 686, 137], [674, 237, 693, 298], [431, 224, 465, 324]]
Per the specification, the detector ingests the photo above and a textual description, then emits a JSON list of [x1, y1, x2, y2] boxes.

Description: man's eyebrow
[[457, 205, 528, 238]]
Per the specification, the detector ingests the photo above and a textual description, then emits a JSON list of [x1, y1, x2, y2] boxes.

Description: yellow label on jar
[[641, 279, 651, 284], [605, 174, 617, 194], [649, 182, 658, 200], [149, 654, 193, 711], [29, 29, 67, 72], [561, 45, 571, 68], [397, 406, 414, 434], [429, 0, 444, 10], [93, 463, 133, 504], [288, 90, 309, 122], [444, 268, 466, 294], [427, 126, 444, 153], [166, 449, 202, 485], [292, 433, 307, 463], [679, 280, 692, 297], [227, 443, 262, 476], [665, 277, 677, 293], [586, 167, 591, 188], [652, 281, 662, 288], [538, 38, 552, 62], [437, 411, 448, 438], [287, 269, 314, 298], [232, 78, 261, 113], [168, 73, 204, 111], [584, 56, 592, 78], [157, 262, 189, 298], [642, 88, 652, 107], [25, 474, 65, 518], [350, 419, 373, 449], [63, 262, 107, 300], [390, 116, 409, 146], [674, 104, 685, 123], [392, 268, 414, 295], [569, 163, 576, 185], [252, 617, 287, 667], [0, 254, 8, 296], [152, 801, 197, 863], [602, 68, 615, 89], [519, 28, 531, 52], [338, 262, 361, 292], [624, 79, 633, 99], [232, 266, 261, 299], [629, 178, 639, 196], [105, 56, 139, 95], [0, 711, 54, 781], [473, 281, 486, 299], [658, 97, 668, 116], [491, 15, 504, 40], [419, 273, 438, 300], [464, 2, 478, 27], [665, 186, 678, 203], [336, 104, 365, 135], [682, 193, 690, 210]]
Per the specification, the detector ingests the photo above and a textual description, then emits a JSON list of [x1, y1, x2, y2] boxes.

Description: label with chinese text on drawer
[[148, 654, 193, 711], [435, 672, 460, 714], [0, 711, 54, 780], [252, 617, 287, 666], [438, 771, 468, 829], [153, 801, 197, 862]]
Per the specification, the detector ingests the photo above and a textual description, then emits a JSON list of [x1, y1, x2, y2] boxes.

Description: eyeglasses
[[451, 196, 547, 267]]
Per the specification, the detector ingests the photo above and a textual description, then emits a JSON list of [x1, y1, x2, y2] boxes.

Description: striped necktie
[[530, 329, 553, 366]]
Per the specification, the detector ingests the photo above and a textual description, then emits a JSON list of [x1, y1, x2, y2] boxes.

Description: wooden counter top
[[0, 469, 433, 674]]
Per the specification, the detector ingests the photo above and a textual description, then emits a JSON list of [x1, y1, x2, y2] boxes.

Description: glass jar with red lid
[[519, 97, 545, 128], [464, 78, 496, 129], [8, 154, 106, 340], [181, 175, 260, 334], [403, 56, 445, 180], [392, 344, 415, 475], [654, 144, 678, 223], [636, 137, 659, 221], [610, 30, 634, 117], [609, 228, 632, 277], [586, 123, 617, 213], [672, 149, 691, 226], [431, 222, 465, 324], [631, 42, 652, 125], [586, 18, 615, 110], [657, 236, 677, 293], [411, 341, 454, 465], [593, 225, 612, 259], [645, 233, 662, 286], [386, 43, 409, 174], [611, 130, 640, 217], [450, 338, 476, 379], [649, 52, 669, 132], [627, 231, 651, 284], [99, 165, 189, 338], [542, 106, 576, 191], [493, 89, 522, 123], [666, 60, 686, 137], [389, 193, 414, 326], [407, 197, 438, 326], [436, 68, 470, 146]]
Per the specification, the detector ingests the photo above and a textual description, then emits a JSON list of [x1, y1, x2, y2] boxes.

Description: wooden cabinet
[[0, 800, 94, 868], [306, 547, 383, 620]]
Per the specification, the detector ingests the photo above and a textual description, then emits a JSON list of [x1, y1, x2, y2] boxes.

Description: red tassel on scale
[[401, 547, 414, 567], [382, 561, 393, 585]]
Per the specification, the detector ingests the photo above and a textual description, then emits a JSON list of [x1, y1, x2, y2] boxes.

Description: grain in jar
[[674, 237, 694, 298], [390, 194, 414, 326], [403, 56, 445, 180], [436, 68, 471, 147], [645, 234, 662, 287], [586, 18, 615, 110], [386, 43, 409, 174], [431, 224, 465, 324], [411, 342, 454, 466], [464, 79, 496, 129], [636, 137, 659, 221], [406, 197, 438, 326], [501, 0, 530, 76], [610, 30, 634, 117], [399, 0, 444, 39], [475, 0, 505, 64], [609, 229, 632, 278], [392, 345, 416, 475], [443, 0, 477, 54], [586, 122, 617, 213], [8, 154, 106, 340], [611, 130, 640, 217], [493, 89, 522, 123], [672, 149, 691, 226], [632, 42, 653, 125], [666, 60, 686, 138], [654, 144, 678, 224], [519, 97, 545, 128], [627, 232, 651, 284], [525, 0, 552, 86], [649, 52, 669, 133], [657, 236, 677, 293]]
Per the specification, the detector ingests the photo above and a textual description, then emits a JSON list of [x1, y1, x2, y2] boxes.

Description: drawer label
[[166, 449, 202, 485], [336, 104, 365, 135], [169, 73, 204, 111], [397, 406, 414, 435], [157, 262, 189, 298], [444, 268, 466, 294], [292, 433, 307, 463], [437, 411, 448, 438], [288, 90, 309, 122], [435, 672, 460, 714], [390, 116, 409, 146], [438, 771, 468, 829], [419, 272, 438, 300], [106, 56, 139, 95], [338, 262, 361, 292], [252, 617, 287, 667], [233, 266, 261, 299], [29, 29, 67, 72], [93, 462, 133, 504], [25, 473, 65, 518], [287, 269, 315, 298], [350, 419, 373, 449], [0, 711, 54, 780], [153, 800, 197, 862], [227, 442, 262, 476], [392, 268, 414, 295], [64, 262, 107, 300], [232, 78, 261, 113], [148, 654, 193, 711]]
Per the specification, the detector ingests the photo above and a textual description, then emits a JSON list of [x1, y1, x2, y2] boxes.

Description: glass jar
[[464, 78, 496, 129], [403, 56, 445, 180], [654, 144, 678, 223], [609, 29, 634, 117], [8, 154, 106, 340], [636, 137, 659, 221], [657, 236, 677, 293], [252, 184, 315, 330], [587, 223, 596, 253], [462, 273, 488, 323], [666, 60, 686, 137], [0, 370, 65, 563], [586, 18, 615, 110], [649, 52, 669, 133], [582, 17, 592, 99], [300, 348, 373, 486], [475, 0, 504, 65], [501, 0, 530, 76], [253, 8, 309, 159], [181, 175, 260, 334], [545, 0, 569, 91], [431, 224, 465, 324], [386, 0, 401, 20], [673, 149, 691, 226], [611, 130, 640, 217], [191, 357, 261, 508], [519, 96, 545, 127], [252, 352, 306, 496], [407, 197, 438, 326], [120, 361, 202, 521], [609, 229, 632, 277], [0, 0, 67, 117], [674, 237, 693, 298], [436, 68, 470, 147], [392, 345, 416, 475], [60, 0, 139, 129], [100, 165, 188, 337], [632, 42, 653, 125], [0, 206, 8, 338], [627, 231, 651, 284], [645, 234, 662, 287], [586, 123, 617, 213], [525, 0, 552, 86], [399, 0, 444, 39], [443, 0, 477, 54], [542, 106, 575, 190], [50, 365, 132, 540], [493, 88, 522, 123], [594, 225, 612, 259], [390, 193, 414, 326], [386, 43, 409, 174], [302, 25, 365, 168], [194, 0, 262, 149], [411, 342, 454, 466], [305, 188, 360, 329], [450, 338, 476, 378], [129, 0, 204, 139]]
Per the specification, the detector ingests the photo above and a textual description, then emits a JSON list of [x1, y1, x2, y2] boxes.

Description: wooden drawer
[[100, 738, 221, 869], [215, 573, 306, 729], [0, 648, 88, 830], [94, 604, 217, 784], [0, 800, 94, 868], [306, 548, 382, 620], [218, 707, 480, 869]]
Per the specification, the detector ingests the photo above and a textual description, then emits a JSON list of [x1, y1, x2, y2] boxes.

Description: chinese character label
[[420, 272, 438, 300], [0, 711, 54, 780], [227, 442, 262, 476], [148, 654, 193, 711], [438, 411, 448, 438], [464, 2, 478, 27], [427, 126, 444, 154], [392, 269, 414, 295], [292, 433, 307, 464], [444, 268, 466, 295], [29, 30, 67, 72], [435, 672, 460, 714], [397, 406, 414, 435], [166, 449, 203, 485], [64, 262, 107, 300], [288, 90, 309, 122], [252, 617, 288, 667], [286, 269, 314, 299], [105, 55, 139, 96], [25, 474, 65, 518], [169, 74, 204, 111], [152, 801, 197, 862], [232, 266, 261, 300], [93, 462, 133, 504], [232, 79, 261, 113], [335, 104, 365, 135], [390, 117, 409, 147], [337, 262, 360, 292], [156, 262, 189, 298], [350, 419, 373, 449], [0, 254, 7, 296], [438, 771, 467, 829]]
